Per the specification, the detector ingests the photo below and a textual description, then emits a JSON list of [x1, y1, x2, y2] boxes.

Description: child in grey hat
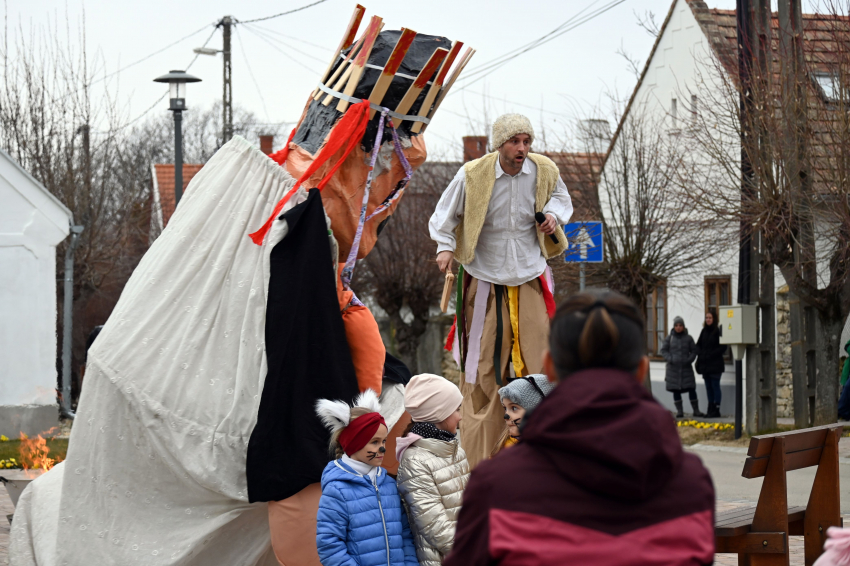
[[491, 374, 556, 457]]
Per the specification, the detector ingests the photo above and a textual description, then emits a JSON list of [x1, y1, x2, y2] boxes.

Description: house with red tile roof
[[150, 135, 277, 239], [598, 0, 850, 421], [150, 164, 205, 238]]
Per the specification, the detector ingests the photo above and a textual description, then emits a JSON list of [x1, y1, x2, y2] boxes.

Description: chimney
[[259, 134, 274, 155], [462, 136, 488, 162]]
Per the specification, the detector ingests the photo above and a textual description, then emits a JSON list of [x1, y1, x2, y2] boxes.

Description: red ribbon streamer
[[539, 274, 556, 319], [249, 100, 372, 246], [444, 316, 457, 351], [268, 127, 298, 165]]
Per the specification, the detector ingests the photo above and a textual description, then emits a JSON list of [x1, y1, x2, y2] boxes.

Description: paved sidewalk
[[1, 484, 11, 566], [713, 500, 806, 565], [0, 484, 842, 564]]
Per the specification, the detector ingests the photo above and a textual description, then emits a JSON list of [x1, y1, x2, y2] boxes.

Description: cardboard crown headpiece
[[262, 5, 474, 261]]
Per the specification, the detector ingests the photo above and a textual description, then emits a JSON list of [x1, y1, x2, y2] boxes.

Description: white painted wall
[[598, 0, 754, 415], [0, 149, 71, 412]]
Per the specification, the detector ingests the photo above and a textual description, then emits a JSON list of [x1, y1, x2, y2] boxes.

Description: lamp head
[[153, 70, 202, 111]]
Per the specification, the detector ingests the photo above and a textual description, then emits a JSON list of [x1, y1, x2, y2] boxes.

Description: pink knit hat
[[404, 374, 463, 423]]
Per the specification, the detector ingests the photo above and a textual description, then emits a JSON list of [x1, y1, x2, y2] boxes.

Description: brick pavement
[[713, 499, 806, 565]]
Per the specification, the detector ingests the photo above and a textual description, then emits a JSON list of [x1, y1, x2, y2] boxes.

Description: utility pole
[[752, 0, 778, 433], [221, 16, 234, 143], [735, 0, 754, 440]]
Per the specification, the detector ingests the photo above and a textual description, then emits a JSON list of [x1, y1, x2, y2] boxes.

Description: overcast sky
[[7, 0, 740, 159]]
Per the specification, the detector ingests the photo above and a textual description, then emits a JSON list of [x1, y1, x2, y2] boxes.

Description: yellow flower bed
[[1, 457, 19, 469], [0, 435, 9, 441], [677, 420, 734, 431]]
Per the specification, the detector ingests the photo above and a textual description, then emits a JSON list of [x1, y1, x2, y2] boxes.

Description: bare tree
[[593, 102, 723, 313], [354, 161, 457, 373], [681, 2, 850, 424], [0, 14, 279, 405]]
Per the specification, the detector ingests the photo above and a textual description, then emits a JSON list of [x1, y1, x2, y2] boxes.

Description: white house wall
[[598, 0, 776, 417], [0, 150, 71, 436]]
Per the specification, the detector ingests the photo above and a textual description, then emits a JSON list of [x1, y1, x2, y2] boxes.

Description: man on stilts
[[429, 113, 573, 467]]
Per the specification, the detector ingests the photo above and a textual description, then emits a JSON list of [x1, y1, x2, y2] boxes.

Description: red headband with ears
[[339, 412, 386, 456]]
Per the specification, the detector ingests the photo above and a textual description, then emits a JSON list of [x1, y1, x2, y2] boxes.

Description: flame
[[19, 426, 61, 477]]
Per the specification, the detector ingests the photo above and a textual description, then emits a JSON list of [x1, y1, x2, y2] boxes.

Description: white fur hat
[[315, 389, 382, 436], [491, 113, 535, 149]]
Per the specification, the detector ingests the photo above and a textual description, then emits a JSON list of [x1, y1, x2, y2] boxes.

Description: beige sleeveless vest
[[453, 152, 568, 266]]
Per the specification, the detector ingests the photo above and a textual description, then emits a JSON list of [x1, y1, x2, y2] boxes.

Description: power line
[[244, 22, 332, 53], [234, 27, 271, 123], [240, 24, 316, 73], [237, 0, 331, 24], [100, 26, 219, 134], [459, 89, 573, 118], [88, 22, 217, 93], [242, 23, 327, 64], [454, 0, 628, 92], [457, 0, 611, 82]]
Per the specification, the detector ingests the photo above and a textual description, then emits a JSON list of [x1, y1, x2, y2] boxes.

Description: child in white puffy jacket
[[395, 374, 470, 566]]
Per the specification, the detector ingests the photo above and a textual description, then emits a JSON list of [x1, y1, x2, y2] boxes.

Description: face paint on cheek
[[366, 451, 379, 461]]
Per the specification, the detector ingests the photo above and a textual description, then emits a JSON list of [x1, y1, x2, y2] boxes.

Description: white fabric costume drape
[[10, 136, 307, 566]]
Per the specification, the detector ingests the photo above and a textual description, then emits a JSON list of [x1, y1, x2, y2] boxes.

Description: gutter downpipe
[[61, 224, 84, 419]]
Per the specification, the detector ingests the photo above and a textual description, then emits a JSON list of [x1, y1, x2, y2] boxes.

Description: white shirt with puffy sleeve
[[428, 157, 573, 287]]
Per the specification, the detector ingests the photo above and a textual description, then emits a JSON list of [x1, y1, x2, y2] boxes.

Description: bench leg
[[750, 438, 791, 566], [804, 428, 842, 566]]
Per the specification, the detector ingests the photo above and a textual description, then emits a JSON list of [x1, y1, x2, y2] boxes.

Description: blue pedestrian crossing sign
[[563, 221, 603, 263]]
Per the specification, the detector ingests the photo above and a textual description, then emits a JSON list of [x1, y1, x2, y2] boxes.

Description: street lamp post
[[153, 70, 202, 206]]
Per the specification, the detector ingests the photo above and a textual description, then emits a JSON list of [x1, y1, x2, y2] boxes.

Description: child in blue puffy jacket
[[315, 390, 419, 566]]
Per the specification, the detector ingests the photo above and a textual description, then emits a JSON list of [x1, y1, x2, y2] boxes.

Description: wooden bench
[[714, 424, 843, 565]]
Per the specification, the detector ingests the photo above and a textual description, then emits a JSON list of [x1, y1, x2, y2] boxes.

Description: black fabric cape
[[247, 189, 360, 502]]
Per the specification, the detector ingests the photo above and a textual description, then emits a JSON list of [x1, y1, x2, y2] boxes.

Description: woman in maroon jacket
[[445, 291, 715, 566]]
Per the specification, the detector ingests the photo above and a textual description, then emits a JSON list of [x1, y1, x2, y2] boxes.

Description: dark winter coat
[[444, 369, 716, 566], [661, 329, 697, 391], [695, 325, 727, 376]]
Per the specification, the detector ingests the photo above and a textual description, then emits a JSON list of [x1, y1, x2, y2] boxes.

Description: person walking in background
[[662, 316, 704, 418], [445, 291, 716, 566], [695, 312, 727, 418]]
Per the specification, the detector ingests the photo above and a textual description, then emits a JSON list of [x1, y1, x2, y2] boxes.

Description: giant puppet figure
[[430, 114, 573, 467], [9, 6, 473, 566]]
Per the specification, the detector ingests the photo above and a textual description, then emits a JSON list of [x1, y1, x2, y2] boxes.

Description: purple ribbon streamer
[[340, 110, 387, 291], [341, 110, 416, 292]]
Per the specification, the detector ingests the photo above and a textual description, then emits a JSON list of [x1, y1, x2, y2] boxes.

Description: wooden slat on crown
[[390, 48, 448, 128], [411, 41, 463, 134], [421, 47, 475, 133], [322, 22, 385, 105], [337, 16, 383, 113], [318, 35, 365, 103], [311, 4, 365, 98], [367, 28, 417, 119]]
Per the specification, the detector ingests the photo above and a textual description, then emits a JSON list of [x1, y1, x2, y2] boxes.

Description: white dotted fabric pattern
[[10, 136, 307, 566]]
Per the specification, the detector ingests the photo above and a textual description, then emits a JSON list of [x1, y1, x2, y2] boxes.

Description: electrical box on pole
[[719, 304, 758, 360]]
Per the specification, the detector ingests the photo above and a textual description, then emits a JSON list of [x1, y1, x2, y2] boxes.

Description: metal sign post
[[563, 221, 604, 291]]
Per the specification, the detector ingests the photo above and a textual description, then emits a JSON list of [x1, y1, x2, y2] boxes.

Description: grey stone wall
[[378, 314, 459, 384], [776, 285, 794, 418], [0, 404, 60, 438]]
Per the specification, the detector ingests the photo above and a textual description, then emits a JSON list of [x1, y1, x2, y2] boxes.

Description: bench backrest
[[742, 424, 843, 479]]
